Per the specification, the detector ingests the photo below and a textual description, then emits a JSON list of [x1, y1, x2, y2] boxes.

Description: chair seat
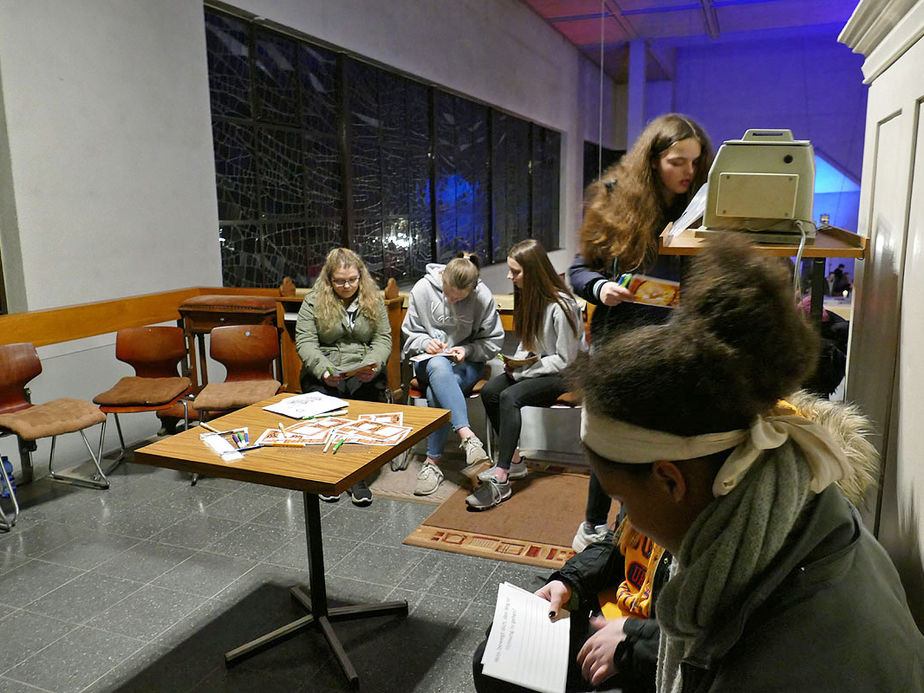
[[94, 376, 191, 408], [192, 380, 281, 413], [408, 377, 488, 399], [0, 398, 106, 440]]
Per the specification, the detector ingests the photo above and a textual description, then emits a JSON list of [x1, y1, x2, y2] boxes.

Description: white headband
[[580, 408, 850, 497]]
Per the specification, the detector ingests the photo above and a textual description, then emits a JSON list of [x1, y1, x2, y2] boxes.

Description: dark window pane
[[205, 13, 251, 119], [220, 224, 265, 287], [299, 43, 338, 135], [257, 126, 304, 218], [213, 119, 258, 221], [255, 31, 299, 125], [304, 134, 342, 221], [491, 111, 530, 261], [531, 126, 561, 251]]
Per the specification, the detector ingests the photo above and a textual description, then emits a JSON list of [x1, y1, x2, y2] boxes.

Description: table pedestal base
[[223, 492, 408, 687]]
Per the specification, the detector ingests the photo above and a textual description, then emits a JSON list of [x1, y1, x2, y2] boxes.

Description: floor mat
[[404, 469, 619, 569]]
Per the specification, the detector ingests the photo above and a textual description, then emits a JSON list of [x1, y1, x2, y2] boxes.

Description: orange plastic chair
[[93, 326, 192, 465], [188, 324, 281, 485], [0, 343, 108, 518]]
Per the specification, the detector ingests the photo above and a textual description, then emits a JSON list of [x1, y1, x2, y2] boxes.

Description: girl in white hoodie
[[401, 252, 504, 496], [468, 239, 586, 509]]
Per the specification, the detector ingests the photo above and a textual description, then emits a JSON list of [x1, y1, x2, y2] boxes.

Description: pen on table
[[199, 422, 219, 433], [268, 442, 307, 448], [332, 438, 345, 455], [323, 436, 334, 453], [243, 429, 249, 444], [237, 444, 264, 452], [305, 409, 348, 420], [277, 422, 287, 438]]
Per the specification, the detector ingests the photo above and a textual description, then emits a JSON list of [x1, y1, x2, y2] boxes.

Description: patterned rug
[[404, 468, 619, 569]]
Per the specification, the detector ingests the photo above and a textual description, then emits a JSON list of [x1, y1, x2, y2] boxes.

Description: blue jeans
[[415, 356, 484, 459]]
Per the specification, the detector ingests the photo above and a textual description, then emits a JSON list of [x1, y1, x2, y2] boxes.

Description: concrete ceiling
[[521, 0, 860, 82]]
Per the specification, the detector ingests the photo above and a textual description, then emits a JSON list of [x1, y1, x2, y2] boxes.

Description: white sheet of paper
[[262, 392, 349, 419], [667, 183, 708, 237], [481, 582, 570, 693]]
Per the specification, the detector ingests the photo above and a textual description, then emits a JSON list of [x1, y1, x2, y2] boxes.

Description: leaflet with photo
[[500, 353, 539, 369], [621, 273, 680, 308]]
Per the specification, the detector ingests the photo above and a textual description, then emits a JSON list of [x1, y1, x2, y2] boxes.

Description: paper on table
[[200, 433, 243, 461], [481, 582, 569, 693], [262, 392, 349, 419], [667, 183, 708, 238]]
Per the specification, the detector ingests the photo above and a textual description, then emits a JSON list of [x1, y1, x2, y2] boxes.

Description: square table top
[[133, 395, 450, 494]]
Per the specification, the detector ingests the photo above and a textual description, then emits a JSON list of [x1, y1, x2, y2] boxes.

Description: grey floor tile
[[80, 639, 174, 693], [0, 560, 85, 609], [0, 610, 76, 675], [1, 522, 85, 559], [86, 584, 205, 641], [23, 572, 143, 625], [329, 542, 423, 587], [31, 532, 139, 571], [0, 676, 53, 692], [148, 514, 241, 550], [201, 522, 294, 562], [152, 551, 256, 598], [397, 550, 501, 602], [249, 496, 309, 533], [4, 626, 145, 693], [201, 490, 284, 523], [91, 540, 195, 583]]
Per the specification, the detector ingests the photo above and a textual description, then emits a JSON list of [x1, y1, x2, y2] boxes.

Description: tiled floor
[[0, 457, 549, 692]]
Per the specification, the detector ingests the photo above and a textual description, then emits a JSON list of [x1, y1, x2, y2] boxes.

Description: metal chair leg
[[0, 457, 21, 531], [48, 426, 111, 490]]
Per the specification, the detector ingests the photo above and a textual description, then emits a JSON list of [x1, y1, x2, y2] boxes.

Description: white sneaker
[[414, 463, 444, 496], [571, 522, 610, 552], [477, 461, 527, 483], [459, 436, 491, 479]]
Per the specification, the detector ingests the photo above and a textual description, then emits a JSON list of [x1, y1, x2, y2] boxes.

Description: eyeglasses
[[331, 277, 360, 288]]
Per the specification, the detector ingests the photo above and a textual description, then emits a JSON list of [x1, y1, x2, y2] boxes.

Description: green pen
[[332, 439, 345, 454]]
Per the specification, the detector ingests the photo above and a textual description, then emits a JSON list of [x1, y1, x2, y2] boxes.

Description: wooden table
[[661, 225, 866, 324], [133, 394, 450, 686]]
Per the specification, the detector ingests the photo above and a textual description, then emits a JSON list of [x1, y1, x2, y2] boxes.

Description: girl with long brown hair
[[467, 239, 586, 510], [568, 113, 714, 549], [295, 247, 391, 505]]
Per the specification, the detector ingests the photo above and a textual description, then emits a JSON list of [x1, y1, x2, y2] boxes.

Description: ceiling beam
[[699, 0, 720, 38], [601, 0, 675, 82]]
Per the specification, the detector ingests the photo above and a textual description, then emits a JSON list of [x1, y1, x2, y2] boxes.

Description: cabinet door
[[847, 30, 924, 625]]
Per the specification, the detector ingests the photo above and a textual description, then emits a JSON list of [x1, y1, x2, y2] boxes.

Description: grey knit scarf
[[655, 442, 813, 693]]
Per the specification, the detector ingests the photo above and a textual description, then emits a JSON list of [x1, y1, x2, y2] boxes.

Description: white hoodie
[[401, 263, 504, 363], [510, 292, 587, 381]]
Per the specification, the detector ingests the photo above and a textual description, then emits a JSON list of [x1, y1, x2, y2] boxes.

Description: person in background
[[468, 239, 586, 510], [568, 113, 714, 551], [295, 247, 391, 506], [401, 251, 504, 496], [572, 236, 921, 692]]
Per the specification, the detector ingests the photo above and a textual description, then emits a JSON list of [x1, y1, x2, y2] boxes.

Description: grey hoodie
[[510, 292, 587, 381], [401, 263, 504, 363]]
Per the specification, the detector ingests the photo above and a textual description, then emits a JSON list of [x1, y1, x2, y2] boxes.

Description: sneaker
[[348, 480, 373, 507], [459, 436, 491, 480], [572, 521, 611, 552], [319, 492, 341, 503], [465, 475, 512, 510], [414, 463, 444, 496], [477, 461, 527, 483]]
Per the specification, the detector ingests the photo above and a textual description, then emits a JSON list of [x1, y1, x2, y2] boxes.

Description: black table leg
[[224, 491, 408, 687]]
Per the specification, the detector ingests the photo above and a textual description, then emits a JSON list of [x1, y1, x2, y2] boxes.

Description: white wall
[[674, 32, 868, 185]]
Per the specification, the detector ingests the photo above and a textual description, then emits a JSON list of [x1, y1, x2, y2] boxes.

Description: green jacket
[[294, 290, 392, 382]]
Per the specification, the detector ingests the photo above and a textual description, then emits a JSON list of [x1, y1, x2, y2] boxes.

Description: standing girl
[[295, 247, 392, 505], [402, 252, 504, 496], [468, 239, 586, 510], [569, 113, 713, 549]]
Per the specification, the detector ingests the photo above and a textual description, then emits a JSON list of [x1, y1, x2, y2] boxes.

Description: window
[[205, 8, 561, 287]]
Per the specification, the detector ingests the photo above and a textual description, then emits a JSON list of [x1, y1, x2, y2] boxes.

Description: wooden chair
[[188, 324, 281, 485], [191, 324, 281, 419], [0, 343, 108, 512], [93, 326, 192, 466]]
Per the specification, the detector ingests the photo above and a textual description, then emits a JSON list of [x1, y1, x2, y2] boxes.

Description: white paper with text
[[481, 582, 569, 693]]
